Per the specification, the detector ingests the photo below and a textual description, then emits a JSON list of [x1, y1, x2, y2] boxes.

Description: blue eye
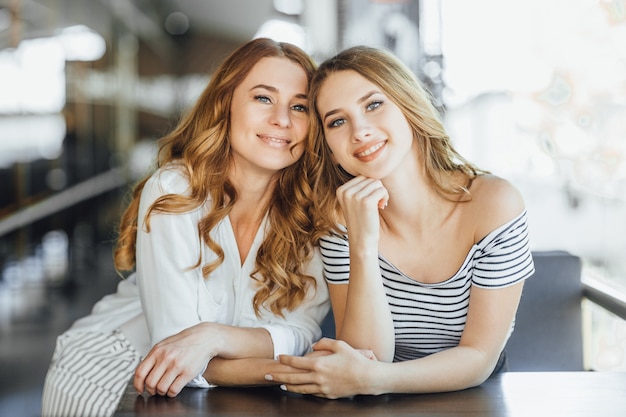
[[367, 100, 382, 111], [255, 95, 271, 104], [327, 118, 346, 128], [292, 104, 308, 113]]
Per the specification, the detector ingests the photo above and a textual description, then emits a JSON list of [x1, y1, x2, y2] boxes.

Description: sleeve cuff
[[262, 323, 299, 358]]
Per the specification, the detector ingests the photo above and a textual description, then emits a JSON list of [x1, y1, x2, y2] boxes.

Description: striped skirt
[[41, 330, 140, 417]]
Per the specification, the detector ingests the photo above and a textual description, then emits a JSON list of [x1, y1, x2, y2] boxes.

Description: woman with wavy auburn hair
[[42, 38, 329, 417], [267, 45, 534, 397]]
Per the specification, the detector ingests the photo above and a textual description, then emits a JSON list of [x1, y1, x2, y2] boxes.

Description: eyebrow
[[322, 90, 379, 121], [250, 84, 307, 100]]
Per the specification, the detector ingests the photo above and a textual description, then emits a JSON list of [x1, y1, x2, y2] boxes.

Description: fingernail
[[264, 374, 273, 381], [280, 385, 287, 391]]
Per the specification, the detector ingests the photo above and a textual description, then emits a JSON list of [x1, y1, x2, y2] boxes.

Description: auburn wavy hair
[[308, 45, 488, 239], [114, 38, 318, 317]]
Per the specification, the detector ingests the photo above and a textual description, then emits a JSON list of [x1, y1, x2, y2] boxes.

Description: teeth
[[356, 142, 384, 157], [266, 136, 288, 143]]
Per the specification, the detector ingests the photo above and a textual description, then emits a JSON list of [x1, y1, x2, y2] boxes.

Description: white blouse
[[69, 163, 330, 385]]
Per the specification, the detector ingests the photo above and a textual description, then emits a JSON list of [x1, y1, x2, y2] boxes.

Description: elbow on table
[[449, 349, 500, 391], [466, 356, 501, 390], [469, 370, 492, 389], [443, 367, 491, 393]]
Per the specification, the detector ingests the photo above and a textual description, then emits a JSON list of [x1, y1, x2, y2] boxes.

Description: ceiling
[[0, 0, 280, 50]]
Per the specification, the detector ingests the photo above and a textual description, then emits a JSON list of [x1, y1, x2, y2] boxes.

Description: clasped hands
[[133, 321, 378, 400], [265, 337, 378, 399]]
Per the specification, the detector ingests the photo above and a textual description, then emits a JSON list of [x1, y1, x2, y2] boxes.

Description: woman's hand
[[264, 338, 379, 399], [336, 176, 389, 248], [134, 322, 218, 397]]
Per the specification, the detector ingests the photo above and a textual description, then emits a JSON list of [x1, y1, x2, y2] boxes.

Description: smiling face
[[316, 70, 414, 180], [229, 56, 309, 177]]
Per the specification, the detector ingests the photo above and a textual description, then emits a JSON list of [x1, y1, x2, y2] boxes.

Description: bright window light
[[254, 19, 308, 51], [273, 0, 304, 15], [0, 114, 66, 168], [0, 38, 66, 114], [0, 24, 105, 115], [55, 25, 106, 62]]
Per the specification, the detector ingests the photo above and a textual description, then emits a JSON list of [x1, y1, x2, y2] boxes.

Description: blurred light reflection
[[56, 25, 106, 61], [0, 114, 66, 168], [164, 12, 190, 35], [0, 38, 65, 114], [254, 19, 308, 50]]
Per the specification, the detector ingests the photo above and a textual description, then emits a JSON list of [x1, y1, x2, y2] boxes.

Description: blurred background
[[0, 0, 625, 416]]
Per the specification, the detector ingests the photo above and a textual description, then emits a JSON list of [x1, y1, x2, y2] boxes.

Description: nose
[[352, 116, 373, 142], [269, 104, 291, 128]]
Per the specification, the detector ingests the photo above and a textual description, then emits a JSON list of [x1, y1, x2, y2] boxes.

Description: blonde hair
[[114, 38, 318, 317], [308, 45, 487, 237]]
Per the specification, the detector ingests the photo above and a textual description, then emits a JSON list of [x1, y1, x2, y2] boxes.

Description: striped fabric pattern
[[41, 330, 140, 417], [320, 210, 535, 362]]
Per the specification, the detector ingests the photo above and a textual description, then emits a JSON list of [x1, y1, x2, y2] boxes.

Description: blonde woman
[[42, 38, 329, 417], [266, 45, 534, 397]]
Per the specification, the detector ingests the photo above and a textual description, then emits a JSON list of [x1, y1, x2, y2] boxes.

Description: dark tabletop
[[114, 371, 626, 417]]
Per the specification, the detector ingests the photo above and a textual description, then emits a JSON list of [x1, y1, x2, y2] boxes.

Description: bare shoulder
[[469, 174, 526, 239]]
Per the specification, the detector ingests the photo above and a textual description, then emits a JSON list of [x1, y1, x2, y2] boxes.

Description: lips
[[354, 141, 386, 158]]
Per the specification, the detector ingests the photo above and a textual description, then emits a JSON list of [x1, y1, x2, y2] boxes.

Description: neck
[[227, 174, 276, 265], [379, 162, 449, 234], [229, 175, 276, 225]]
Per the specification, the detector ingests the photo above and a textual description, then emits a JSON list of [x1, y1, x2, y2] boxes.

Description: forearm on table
[[210, 323, 274, 359], [369, 345, 497, 395], [204, 358, 301, 387]]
